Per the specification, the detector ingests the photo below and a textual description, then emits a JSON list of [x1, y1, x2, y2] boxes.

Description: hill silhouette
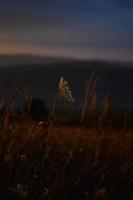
[[0, 55, 133, 109]]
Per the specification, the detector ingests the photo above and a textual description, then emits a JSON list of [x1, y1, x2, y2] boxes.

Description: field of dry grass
[[0, 112, 132, 199], [0, 77, 132, 199]]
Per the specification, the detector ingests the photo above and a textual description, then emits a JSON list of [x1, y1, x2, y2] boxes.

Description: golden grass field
[[0, 110, 133, 199], [0, 77, 132, 199]]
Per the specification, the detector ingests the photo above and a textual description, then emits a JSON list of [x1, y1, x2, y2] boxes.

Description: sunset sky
[[0, 0, 133, 61]]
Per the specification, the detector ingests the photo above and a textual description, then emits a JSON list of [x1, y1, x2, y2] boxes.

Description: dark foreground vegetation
[[0, 75, 133, 200], [0, 99, 132, 200]]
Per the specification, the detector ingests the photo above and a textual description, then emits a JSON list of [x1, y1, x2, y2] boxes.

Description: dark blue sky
[[0, 0, 133, 61]]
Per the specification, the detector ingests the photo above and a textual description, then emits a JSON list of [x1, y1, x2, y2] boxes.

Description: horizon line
[[0, 53, 133, 63]]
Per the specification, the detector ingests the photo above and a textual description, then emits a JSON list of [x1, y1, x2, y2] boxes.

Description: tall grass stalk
[[41, 76, 75, 174], [41, 95, 58, 174], [80, 70, 97, 124]]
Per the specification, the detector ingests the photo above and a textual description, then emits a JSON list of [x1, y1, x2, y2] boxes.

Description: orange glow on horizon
[[0, 42, 133, 61]]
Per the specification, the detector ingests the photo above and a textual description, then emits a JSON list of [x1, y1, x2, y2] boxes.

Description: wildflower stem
[[41, 95, 58, 174]]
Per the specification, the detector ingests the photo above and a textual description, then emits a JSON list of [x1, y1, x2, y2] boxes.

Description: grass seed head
[[58, 77, 75, 102]]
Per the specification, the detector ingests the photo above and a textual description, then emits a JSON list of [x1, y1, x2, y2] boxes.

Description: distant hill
[[0, 54, 75, 67], [0, 54, 133, 109], [0, 54, 132, 68]]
